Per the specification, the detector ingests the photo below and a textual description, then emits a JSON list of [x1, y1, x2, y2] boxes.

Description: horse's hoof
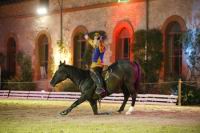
[[117, 111, 122, 114], [60, 111, 68, 116], [126, 106, 134, 115], [117, 109, 123, 113], [125, 112, 132, 115], [102, 112, 110, 115], [106, 112, 111, 115]]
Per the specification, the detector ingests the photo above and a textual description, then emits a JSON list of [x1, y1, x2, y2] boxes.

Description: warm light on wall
[[118, 0, 129, 3], [37, 6, 48, 15], [53, 46, 72, 72]]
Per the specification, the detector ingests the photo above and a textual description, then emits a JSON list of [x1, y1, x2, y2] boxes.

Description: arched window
[[73, 33, 87, 69], [165, 22, 182, 78], [112, 20, 134, 62], [38, 35, 48, 79], [117, 28, 130, 60], [72, 26, 88, 69], [7, 37, 16, 78]]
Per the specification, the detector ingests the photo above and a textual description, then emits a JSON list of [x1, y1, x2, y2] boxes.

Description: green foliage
[[181, 29, 200, 77], [133, 29, 163, 83], [54, 79, 79, 92], [181, 29, 200, 105], [5, 51, 35, 91], [5, 77, 35, 91], [181, 83, 200, 105], [48, 56, 55, 78], [57, 40, 65, 53], [16, 51, 32, 81]]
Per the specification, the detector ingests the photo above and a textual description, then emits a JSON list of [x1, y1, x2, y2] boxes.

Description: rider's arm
[[84, 34, 96, 48]]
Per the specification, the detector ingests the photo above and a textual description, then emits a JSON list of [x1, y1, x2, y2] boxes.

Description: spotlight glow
[[37, 6, 47, 15], [53, 47, 72, 73], [118, 0, 129, 3]]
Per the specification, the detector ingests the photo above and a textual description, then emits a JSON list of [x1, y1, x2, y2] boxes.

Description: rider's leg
[[90, 67, 105, 95]]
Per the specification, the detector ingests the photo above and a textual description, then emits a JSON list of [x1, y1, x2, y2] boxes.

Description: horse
[[50, 60, 141, 115]]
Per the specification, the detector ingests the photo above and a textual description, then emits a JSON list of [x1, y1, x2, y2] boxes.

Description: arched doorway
[[7, 37, 16, 78], [72, 26, 88, 69], [162, 16, 186, 80], [112, 20, 134, 62], [38, 34, 49, 79], [165, 22, 182, 79]]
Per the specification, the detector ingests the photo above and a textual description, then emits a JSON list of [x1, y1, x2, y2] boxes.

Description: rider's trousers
[[90, 67, 104, 90]]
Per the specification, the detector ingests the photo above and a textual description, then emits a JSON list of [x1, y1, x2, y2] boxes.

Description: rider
[[84, 32, 106, 97]]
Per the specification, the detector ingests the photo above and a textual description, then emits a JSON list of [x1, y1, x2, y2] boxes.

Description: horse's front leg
[[60, 95, 86, 115], [89, 100, 98, 115], [89, 99, 111, 115]]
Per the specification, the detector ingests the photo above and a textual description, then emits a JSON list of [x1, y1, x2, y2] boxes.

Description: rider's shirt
[[87, 38, 106, 68]]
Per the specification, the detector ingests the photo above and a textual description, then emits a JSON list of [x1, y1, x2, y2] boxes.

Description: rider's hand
[[84, 34, 89, 40]]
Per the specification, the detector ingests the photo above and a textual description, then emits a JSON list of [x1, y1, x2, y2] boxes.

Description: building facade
[[0, 0, 199, 90]]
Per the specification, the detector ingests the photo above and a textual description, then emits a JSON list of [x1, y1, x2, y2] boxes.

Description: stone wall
[[0, 0, 147, 65], [149, 0, 192, 29]]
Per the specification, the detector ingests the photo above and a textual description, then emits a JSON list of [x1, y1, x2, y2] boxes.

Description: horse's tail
[[133, 61, 141, 91]]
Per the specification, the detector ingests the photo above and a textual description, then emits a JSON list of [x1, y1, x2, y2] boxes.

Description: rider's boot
[[90, 70, 106, 98]]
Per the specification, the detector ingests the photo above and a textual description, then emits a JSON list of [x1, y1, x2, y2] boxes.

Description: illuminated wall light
[[37, 0, 49, 15], [118, 0, 129, 3], [37, 6, 48, 15]]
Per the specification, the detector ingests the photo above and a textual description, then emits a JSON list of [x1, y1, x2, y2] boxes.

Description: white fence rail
[[0, 90, 178, 105]]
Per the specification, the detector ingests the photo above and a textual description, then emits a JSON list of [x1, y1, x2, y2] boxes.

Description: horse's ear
[[60, 61, 62, 65], [64, 60, 66, 64]]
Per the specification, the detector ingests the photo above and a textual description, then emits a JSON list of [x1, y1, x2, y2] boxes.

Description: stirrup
[[95, 88, 107, 98], [95, 88, 105, 95]]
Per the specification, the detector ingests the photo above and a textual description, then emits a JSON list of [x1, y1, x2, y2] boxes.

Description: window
[[117, 28, 130, 60], [74, 33, 87, 69], [7, 38, 16, 78], [165, 22, 182, 78], [38, 35, 48, 79], [123, 38, 130, 58]]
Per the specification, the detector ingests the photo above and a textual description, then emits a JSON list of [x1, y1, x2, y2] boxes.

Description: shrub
[[133, 29, 163, 93], [134, 29, 163, 83], [54, 79, 78, 92], [181, 29, 200, 105], [181, 83, 200, 105], [4, 51, 36, 91]]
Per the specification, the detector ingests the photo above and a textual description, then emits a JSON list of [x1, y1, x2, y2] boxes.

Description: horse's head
[[50, 61, 68, 87]]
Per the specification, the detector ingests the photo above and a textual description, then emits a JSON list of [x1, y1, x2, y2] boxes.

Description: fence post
[[0, 66, 1, 90], [178, 78, 182, 106]]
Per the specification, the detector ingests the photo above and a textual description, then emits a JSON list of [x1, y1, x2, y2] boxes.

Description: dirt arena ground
[[0, 99, 200, 133]]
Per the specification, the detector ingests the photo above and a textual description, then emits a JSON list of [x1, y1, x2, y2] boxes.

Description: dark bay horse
[[50, 60, 141, 115]]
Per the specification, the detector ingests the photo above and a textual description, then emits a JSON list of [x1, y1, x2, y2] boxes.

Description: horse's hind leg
[[125, 84, 137, 115], [118, 85, 130, 113], [60, 95, 86, 115]]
